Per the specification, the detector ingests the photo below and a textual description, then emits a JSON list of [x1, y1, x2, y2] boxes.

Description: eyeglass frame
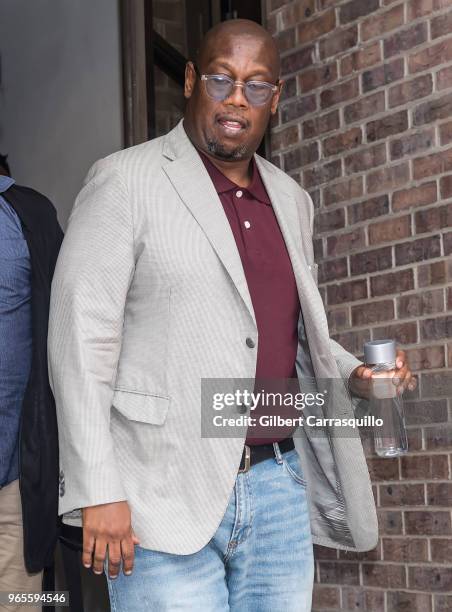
[[192, 63, 281, 106]]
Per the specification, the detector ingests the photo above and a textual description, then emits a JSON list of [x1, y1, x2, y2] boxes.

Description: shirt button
[[236, 190, 243, 198], [244, 220, 251, 229], [246, 337, 255, 348]]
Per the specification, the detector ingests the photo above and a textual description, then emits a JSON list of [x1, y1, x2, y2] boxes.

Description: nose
[[225, 83, 248, 108]]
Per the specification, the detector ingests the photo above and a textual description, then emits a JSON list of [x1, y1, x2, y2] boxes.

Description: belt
[[238, 437, 295, 473]]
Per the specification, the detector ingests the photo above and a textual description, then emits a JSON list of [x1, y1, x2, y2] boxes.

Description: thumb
[[131, 529, 140, 545]]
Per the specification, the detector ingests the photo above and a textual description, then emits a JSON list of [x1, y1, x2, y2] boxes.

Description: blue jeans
[[106, 444, 314, 611]]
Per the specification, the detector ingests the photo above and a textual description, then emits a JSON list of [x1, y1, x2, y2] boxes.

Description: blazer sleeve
[[48, 158, 134, 514], [302, 186, 369, 413]]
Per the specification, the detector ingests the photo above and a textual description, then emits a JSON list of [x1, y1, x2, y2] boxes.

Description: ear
[[184, 61, 197, 99], [270, 79, 284, 115]]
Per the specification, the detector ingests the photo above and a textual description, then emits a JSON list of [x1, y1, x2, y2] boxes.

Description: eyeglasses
[[193, 64, 279, 106]]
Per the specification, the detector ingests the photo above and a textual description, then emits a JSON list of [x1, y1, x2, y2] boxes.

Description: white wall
[[0, 0, 124, 228]]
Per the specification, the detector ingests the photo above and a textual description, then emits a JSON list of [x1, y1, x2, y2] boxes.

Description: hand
[[82, 501, 140, 579], [349, 349, 418, 400]]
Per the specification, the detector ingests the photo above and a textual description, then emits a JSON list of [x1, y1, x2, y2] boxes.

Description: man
[[0, 153, 63, 610], [48, 20, 416, 611]]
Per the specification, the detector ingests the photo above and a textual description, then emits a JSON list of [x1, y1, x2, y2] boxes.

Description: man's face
[[184, 34, 282, 161]]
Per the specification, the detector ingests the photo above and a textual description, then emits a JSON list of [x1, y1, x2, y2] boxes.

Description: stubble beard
[[206, 138, 249, 161]]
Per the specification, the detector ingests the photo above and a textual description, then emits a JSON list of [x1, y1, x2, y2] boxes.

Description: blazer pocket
[[112, 389, 170, 425]]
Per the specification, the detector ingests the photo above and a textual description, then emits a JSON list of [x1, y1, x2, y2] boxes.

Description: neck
[[200, 150, 253, 187]]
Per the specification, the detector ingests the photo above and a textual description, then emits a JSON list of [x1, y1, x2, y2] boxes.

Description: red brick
[[318, 257, 348, 283], [431, 10, 452, 39], [392, 182, 437, 211], [422, 370, 452, 398], [327, 307, 349, 331], [348, 195, 389, 224], [366, 162, 410, 194], [362, 562, 406, 587], [431, 538, 452, 563], [339, 0, 379, 24], [418, 261, 449, 287], [327, 279, 367, 305], [344, 91, 385, 124], [406, 346, 445, 370], [413, 147, 452, 180], [323, 127, 362, 158], [436, 65, 452, 92], [420, 315, 452, 341], [303, 159, 341, 188], [361, 4, 404, 41], [302, 109, 340, 139], [415, 204, 452, 233], [404, 398, 448, 424], [440, 174, 452, 199], [350, 246, 392, 276], [367, 457, 400, 483], [352, 300, 395, 326], [340, 41, 381, 77], [319, 25, 358, 60], [405, 511, 451, 535], [383, 538, 429, 562], [390, 128, 435, 161], [274, 27, 296, 53], [280, 93, 317, 123], [373, 321, 418, 344], [274, 1, 316, 30], [395, 236, 442, 265], [370, 269, 414, 297], [280, 45, 315, 76], [427, 483, 452, 507], [368, 214, 411, 245], [366, 110, 408, 143], [401, 455, 449, 480], [406, 0, 436, 19], [311, 585, 340, 609], [331, 329, 371, 354], [387, 591, 432, 612], [279, 76, 297, 102], [299, 62, 337, 93], [320, 77, 360, 109], [345, 143, 386, 175], [409, 39, 452, 74], [341, 587, 385, 611], [297, 8, 336, 44], [445, 232, 452, 255], [413, 92, 452, 126], [323, 176, 363, 206], [435, 595, 452, 612], [389, 73, 433, 108], [384, 22, 428, 59], [314, 208, 345, 234], [283, 142, 319, 171], [380, 483, 425, 507], [409, 566, 452, 591], [270, 125, 299, 151], [318, 561, 360, 585], [362, 58, 404, 94], [326, 228, 365, 256], [440, 121, 452, 147], [425, 424, 452, 450]]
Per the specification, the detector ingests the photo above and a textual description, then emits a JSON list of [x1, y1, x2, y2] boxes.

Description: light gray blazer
[[48, 119, 378, 553]]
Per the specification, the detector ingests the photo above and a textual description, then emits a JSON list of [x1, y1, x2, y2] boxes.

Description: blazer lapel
[[162, 121, 256, 326]]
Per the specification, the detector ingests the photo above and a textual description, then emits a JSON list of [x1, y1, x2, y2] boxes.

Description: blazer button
[[246, 337, 255, 348], [236, 402, 247, 414]]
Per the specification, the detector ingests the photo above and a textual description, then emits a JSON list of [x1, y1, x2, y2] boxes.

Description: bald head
[[196, 19, 280, 81]]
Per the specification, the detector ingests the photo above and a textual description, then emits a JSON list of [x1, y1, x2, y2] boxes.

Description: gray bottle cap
[[363, 339, 396, 365]]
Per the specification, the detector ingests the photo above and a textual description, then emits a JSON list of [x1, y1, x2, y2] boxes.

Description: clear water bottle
[[364, 339, 408, 458]]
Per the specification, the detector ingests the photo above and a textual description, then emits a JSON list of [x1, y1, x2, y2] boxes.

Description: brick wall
[[265, 0, 452, 610], [153, 0, 187, 136]]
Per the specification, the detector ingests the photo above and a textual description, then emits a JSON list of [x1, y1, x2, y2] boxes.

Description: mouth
[[216, 115, 248, 135]]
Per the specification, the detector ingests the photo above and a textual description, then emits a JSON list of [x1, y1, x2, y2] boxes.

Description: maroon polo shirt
[[198, 150, 302, 445]]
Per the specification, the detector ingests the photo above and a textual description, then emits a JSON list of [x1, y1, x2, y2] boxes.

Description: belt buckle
[[238, 444, 251, 473]]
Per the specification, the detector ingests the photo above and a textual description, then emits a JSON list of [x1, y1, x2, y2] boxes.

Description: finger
[[121, 535, 136, 576], [92, 538, 108, 575], [407, 374, 418, 391], [395, 349, 405, 369], [82, 531, 95, 569], [106, 540, 122, 580]]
